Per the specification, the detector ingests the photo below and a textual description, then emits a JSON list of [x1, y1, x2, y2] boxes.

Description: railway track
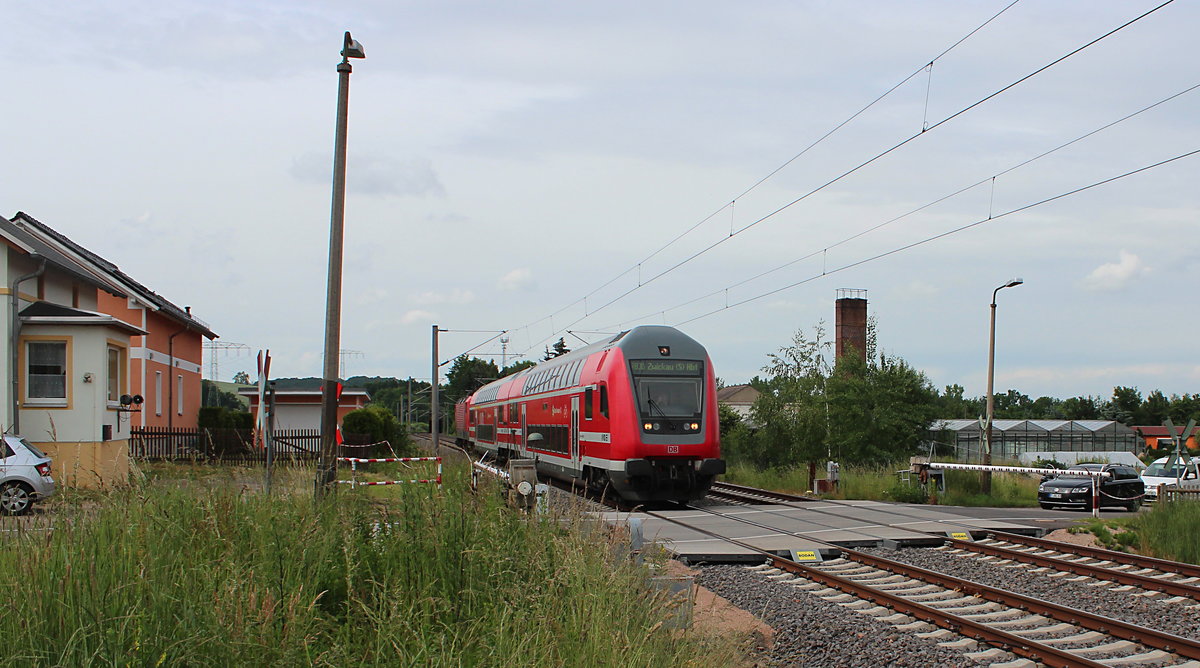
[[708, 480, 1200, 602], [659, 501, 1200, 667]]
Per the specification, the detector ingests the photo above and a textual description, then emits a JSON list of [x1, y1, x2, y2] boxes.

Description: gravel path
[[694, 564, 980, 667]]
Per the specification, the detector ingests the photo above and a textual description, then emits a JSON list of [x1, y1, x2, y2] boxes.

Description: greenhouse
[[929, 419, 1140, 462]]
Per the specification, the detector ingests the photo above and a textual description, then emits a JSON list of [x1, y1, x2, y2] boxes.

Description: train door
[[570, 396, 581, 472], [519, 403, 527, 455]]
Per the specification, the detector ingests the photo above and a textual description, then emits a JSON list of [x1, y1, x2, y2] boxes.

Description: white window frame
[[177, 374, 184, 415], [25, 340, 68, 406], [155, 371, 163, 416], [106, 346, 122, 407]]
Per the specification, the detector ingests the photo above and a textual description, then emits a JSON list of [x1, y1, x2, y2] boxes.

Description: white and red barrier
[[337, 456, 442, 490]]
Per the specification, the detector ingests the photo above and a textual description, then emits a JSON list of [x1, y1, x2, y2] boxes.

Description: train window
[[585, 388, 594, 420], [599, 385, 608, 417]]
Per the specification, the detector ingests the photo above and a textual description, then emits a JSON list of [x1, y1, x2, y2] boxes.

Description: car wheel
[[1126, 500, 1141, 512], [1039, 503, 1055, 510], [0, 481, 34, 516]]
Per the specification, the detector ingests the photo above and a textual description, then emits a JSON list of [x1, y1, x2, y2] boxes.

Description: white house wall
[[18, 322, 131, 445]]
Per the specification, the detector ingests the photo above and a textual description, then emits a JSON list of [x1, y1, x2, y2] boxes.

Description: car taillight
[[36, 462, 51, 477]]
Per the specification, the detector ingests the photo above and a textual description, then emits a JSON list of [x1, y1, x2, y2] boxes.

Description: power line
[[505, 1, 1024, 344], [673, 148, 1200, 325], [598, 81, 1200, 331], [511, 0, 1176, 356]]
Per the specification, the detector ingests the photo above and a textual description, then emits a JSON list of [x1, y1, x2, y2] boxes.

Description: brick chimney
[[835, 289, 867, 362]]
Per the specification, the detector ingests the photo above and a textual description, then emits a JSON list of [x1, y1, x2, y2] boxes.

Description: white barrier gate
[[911, 457, 1116, 518], [337, 456, 443, 491]]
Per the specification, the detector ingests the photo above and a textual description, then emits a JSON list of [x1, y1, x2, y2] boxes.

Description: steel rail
[[945, 535, 1200, 600], [638, 506, 1108, 668], [984, 528, 1200, 579], [655, 503, 1200, 663], [711, 480, 1200, 588]]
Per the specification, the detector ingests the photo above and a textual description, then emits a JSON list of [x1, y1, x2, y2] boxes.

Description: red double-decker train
[[454, 325, 725, 502]]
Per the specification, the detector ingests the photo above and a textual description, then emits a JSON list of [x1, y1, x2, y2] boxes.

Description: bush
[[343, 405, 414, 457], [198, 406, 252, 430], [885, 482, 930, 505]]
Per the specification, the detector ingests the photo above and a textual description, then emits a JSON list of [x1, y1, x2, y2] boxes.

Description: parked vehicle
[[0, 435, 55, 515], [1037, 462, 1144, 511], [1141, 456, 1200, 502]]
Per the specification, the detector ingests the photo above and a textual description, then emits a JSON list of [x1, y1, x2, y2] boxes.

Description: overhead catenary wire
[[671, 147, 1200, 325], [597, 81, 1200, 331], [504, 1, 1023, 346], [510, 0, 1175, 358]]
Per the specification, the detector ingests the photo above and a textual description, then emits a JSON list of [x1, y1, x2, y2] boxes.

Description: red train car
[[455, 325, 725, 502]]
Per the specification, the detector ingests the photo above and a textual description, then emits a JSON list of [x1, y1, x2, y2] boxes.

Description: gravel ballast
[[694, 564, 980, 667]]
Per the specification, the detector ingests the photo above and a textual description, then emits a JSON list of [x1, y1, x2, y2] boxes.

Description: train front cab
[[598, 329, 725, 502]]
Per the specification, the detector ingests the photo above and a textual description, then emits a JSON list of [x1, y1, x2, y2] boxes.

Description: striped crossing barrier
[[336, 456, 442, 490]]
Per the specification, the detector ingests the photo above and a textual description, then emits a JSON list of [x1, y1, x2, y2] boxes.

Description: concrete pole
[[316, 37, 361, 498]]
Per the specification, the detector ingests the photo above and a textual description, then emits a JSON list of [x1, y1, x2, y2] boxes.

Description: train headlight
[[689, 422, 699, 431], [643, 422, 653, 431]]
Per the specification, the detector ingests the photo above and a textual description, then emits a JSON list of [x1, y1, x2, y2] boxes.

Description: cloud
[[498, 268, 533, 291], [413, 289, 475, 305], [289, 153, 446, 197], [401, 309, 436, 325], [1081, 251, 1149, 291]]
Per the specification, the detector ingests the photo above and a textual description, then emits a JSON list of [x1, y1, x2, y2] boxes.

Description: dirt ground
[[666, 560, 775, 650]]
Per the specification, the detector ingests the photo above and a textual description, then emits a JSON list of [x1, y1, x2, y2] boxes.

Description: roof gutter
[[9, 256, 46, 434]]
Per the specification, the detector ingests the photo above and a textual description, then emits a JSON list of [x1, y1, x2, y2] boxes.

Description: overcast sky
[[4, 1, 1197, 401]]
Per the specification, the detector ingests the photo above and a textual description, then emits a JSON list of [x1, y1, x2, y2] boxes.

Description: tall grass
[[0, 466, 738, 666], [1137, 499, 1200, 564], [722, 459, 1040, 507]]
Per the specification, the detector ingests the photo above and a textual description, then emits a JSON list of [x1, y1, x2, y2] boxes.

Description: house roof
[[717, 384, 760, 404], [1134, 425, 1200, 437], [20, 302, 148, 335], [0, 218, 129, 297], [9, 211, 217, 339]]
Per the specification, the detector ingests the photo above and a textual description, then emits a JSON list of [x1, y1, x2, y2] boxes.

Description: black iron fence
[[130, 427, 323, 462], [130, 427, 401, 463]]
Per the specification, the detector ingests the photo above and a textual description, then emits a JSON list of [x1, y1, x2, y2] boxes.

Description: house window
[[177, 375, 184, 415], [107, 347, 122, 404], [155, 372, 163, 416], [27, 341, 67, 402]]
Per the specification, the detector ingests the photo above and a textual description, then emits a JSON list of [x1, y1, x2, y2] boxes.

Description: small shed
[[239, 387, 370, 430]]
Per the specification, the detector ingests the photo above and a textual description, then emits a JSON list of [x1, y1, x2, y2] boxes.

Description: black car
[[1037, 463, 1144, 511]]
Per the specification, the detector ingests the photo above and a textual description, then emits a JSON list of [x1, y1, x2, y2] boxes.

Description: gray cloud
[[289, 152, 446, 197]]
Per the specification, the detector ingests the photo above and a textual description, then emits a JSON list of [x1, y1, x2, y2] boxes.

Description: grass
[[1071, 499, 1200, 564], [0, 463, 743, 667], [722, 460, 1040, 507]]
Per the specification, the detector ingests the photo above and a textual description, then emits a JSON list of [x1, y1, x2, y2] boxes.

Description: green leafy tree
[[500, 360, 537, 377], [1060, 396, 1102, 420], [444, 355, 499, 404], [938, 384, 982, 419], [1106, 386, 1143, 424], [825, 351, 939, 463], [232, 371, 251, 385]]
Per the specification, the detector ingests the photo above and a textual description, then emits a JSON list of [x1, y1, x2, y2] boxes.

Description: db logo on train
[[667, 445, 680, 454]]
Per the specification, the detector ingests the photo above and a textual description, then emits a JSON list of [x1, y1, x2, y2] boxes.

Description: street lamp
[[316, 31, 365, 497], [983, 277, 1023, 495]]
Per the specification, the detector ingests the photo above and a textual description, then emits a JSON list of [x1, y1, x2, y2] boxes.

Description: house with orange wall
[[1133, 425, 1199, 452], [9, 213, 217, 433]]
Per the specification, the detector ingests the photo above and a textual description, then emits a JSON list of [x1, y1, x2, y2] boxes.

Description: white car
[[0, 434, 56, 515], [1141, 456, 1199, 502]]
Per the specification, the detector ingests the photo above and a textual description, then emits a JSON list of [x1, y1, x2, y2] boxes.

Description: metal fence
[[130, 427, 323, 462]]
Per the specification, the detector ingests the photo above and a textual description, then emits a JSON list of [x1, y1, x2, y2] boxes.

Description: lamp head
[[342, 31, 365, 59], [1003, 277, 1023, 289]]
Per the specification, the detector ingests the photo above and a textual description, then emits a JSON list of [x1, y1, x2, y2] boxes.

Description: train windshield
[[629, 359, 704, 418]]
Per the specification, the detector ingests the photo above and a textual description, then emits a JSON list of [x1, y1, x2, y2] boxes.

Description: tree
[[202, 380, 246, 410], [542, 338, 570, 360], [232, 370, 251, 385], [1107, 386, 1143, 424], [825, 352, 939, 463], [500, 360, 537, 377], [444, 355, 499, 404]]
